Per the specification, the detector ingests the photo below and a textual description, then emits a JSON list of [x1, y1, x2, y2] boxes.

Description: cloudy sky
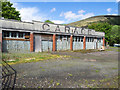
[[12, 1, 119, 24]]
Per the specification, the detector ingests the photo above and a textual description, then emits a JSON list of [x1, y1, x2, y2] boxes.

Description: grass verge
[[72, 49, 100, 53], [1, 52, 70, 65]]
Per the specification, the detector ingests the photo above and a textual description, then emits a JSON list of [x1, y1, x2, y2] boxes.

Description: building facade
[[0, 19, 105, 53]]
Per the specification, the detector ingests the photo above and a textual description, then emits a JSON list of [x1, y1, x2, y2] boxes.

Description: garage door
[[56, 36, 70, 51], [41, 35, 53, 52], [73, 36, 83, 50], [3, 40, 30, 53], [34, 35, 42, 52]]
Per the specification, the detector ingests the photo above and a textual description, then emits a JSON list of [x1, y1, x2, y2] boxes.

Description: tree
[[109, 25, 120, 45], [45, 20, 54, 24], [88, 22, 112, 43], [1, 0, 21, 20]]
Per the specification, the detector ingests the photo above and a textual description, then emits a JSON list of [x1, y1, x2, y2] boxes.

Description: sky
[[10, 0, 120, 2], [12, 1, 119, 24]]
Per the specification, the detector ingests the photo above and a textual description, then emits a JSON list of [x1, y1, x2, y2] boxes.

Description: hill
[[67, 15, 120, 28]]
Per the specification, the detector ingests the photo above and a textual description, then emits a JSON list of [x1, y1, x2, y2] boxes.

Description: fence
[[2, 60, 17, 90]]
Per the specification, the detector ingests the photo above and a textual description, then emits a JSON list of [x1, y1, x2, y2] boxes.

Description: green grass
[[109, 46, 120, 49], [73, 49, 99, 53], [83, 76, 119, 88], [68, 73, 73, 76], [112, 68, 118, 70], [105, 46, 120, 52], [1, 52, 69, 65], [56, 82, 60, 86], [116, 49, 120, 52], [95, 70, 100, 73]]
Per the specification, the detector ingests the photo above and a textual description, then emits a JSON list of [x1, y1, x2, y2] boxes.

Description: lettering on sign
[[40, 23, 95, 35], [88, 30, 91, 35], [81, 28, 84, 34], [65, 26, 70, 33], [42, 23, 50, 31], [55, 25, 60, 32], [73, 27, 78, 34]]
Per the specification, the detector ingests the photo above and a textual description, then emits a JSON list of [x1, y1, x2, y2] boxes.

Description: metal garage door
[[34, 35, 42, 52], [3, 40, 30, 53], [56, 36, 70, 51], [97, 38, 102, 49], [73, 36, 83, 50], [41, 35, 53, 52], [86, 37, 94, 49]]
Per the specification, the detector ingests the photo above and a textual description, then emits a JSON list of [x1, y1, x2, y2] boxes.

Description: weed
[[22, 85, 26, 88], [95, 70, 99, 73], [112, 68, 118, 70], [50, 80, 53, 84], [40, 66, 43, 68], [56, 83, 60, 86], [41, 69, 45, 71], [2, 53, 69, 65], [73, 49, 99, 53], [68, 73, 73, 76]]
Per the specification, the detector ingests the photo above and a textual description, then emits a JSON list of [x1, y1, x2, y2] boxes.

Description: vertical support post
[[53, 34, 56, 51], [30, 32, 34, 52], [103, 37, 105, 49], [70, 35, 73, 50], [83, 36, 86, 49], [0, 32, 2, 52]]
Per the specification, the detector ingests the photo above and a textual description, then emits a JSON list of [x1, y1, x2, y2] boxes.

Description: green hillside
[[67, 15, 120, 28]]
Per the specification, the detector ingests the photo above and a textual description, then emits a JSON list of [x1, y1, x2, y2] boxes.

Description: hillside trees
[[88, 22, 112, 44], [1, 0, 21, 20], [45, 20, 54, 24], [88, 22, 120, 45], [109, 25, 120, 45]]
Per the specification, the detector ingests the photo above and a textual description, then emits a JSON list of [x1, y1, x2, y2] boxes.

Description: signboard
[[0, 19, 105, 36], [34, 22, 96, 35]]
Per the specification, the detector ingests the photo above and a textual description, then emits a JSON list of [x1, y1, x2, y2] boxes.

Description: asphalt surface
[[12, 49, 118, 88]]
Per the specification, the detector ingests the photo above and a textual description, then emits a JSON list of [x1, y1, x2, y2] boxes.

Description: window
[[90, 38, 92, 42], [73, 37, 75, 42], [24, 32, 30, 39], [88, 38, 90, 42], [92, 38, 94, 42], [18, 32, 24, 38], [81, 37, 83, 42], [78, 37, 80, 42], [89, 37, 91, 42], [60, 36, 62, 41], [11, 32, 17, 38], [25, 32, 30, 36], [75, 37, 77, 42], [3, 31, 9, 37], [67, 36, 68, 41], [98, 38, 101, 42]]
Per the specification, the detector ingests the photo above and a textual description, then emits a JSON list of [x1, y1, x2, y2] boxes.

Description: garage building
[[0, 19, 105, 53]]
